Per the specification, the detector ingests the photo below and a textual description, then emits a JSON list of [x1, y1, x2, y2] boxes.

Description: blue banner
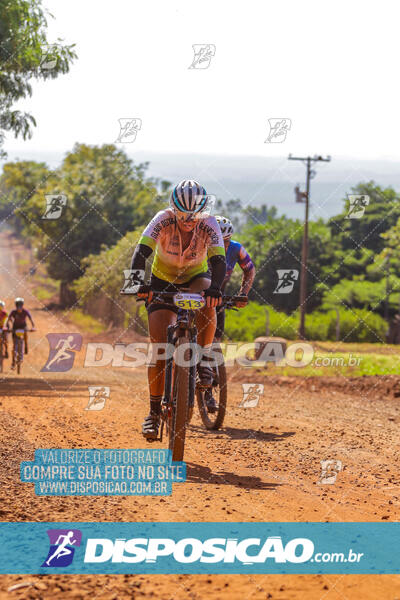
[[20, 449, 186, 496], [0, 522, 399, 574]]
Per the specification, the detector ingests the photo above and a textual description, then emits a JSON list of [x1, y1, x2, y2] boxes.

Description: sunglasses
[[174, 212, 199, 223]]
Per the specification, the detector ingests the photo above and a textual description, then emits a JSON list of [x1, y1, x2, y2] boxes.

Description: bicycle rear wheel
[[197, 351, 227, 430], [169, 336, 190, 462]]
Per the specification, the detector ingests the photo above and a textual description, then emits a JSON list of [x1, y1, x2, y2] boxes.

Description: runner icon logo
[[41, 333, 83, 372], [86, 386, 110, 411], [115, 118, 142, 143], [273, 269, 299, 294], [42, 529, 82, 567], [318, 459, 343, 485], [42, 194, 67, 220], [189, 44, 216, 69], [121, 269, 145, 294], [265, 118, 291, 143], [40, 44, 60, 71], [240, 383, 264, 408], [346, 195, 370, 219]]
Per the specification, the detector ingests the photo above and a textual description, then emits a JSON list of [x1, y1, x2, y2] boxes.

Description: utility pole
[[288, 154, 331, 339]]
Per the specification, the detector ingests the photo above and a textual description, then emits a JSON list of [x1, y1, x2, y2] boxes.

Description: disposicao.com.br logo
[[0, 522, 386, 575], [85, 535, 314, 564]]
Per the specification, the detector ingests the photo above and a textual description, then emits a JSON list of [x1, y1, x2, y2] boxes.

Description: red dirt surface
[[1, 233, 400, 599]]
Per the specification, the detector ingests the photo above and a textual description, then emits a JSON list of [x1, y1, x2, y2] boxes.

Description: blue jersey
[[223, 240, 253, 288]]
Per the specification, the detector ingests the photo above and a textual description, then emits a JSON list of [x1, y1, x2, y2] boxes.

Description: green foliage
[[0, 0, 76, 155], [244, 204, 278, 226], [328, 181, 400, 257], [214, 198, 243, 231], [321, 278, 387, 311], [225, 302, 387, 343], [0, 160, 51, 231], [224, 303, 299, 341], [0, 145, 162, 304], [238, 218, 333, 313], [73, 230, 144, 328]]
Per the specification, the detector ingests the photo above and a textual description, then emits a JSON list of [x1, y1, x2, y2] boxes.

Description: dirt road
[[0, 233, 399, 599]]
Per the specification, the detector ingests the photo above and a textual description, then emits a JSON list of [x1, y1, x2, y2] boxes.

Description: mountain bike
[[0, 329, 9, 373], [121, 288, 242, 461], [12, 329, 35, 374]]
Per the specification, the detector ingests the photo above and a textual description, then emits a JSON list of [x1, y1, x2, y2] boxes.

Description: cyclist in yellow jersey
[[130, 180, 226, 439], [0, 301, 8, 358]]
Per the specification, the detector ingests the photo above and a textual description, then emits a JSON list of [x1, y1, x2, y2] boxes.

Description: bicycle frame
[[160, 305, 198, 442], [13, 330, 25, 373], [12, 328, 34, 374]]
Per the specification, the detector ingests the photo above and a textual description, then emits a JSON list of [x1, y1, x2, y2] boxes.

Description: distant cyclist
[[0, 301, 8, 358], [6, 298, 35, 368], [214, 216, 256, 342], [129, 180, 226, 439]]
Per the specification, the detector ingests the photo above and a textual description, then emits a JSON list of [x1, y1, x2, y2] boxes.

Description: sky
[[5, 0, 400, 161]]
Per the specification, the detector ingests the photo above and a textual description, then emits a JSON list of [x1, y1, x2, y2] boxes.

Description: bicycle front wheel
[[16, 338, 23, 375], [169, 336, 190, 462]]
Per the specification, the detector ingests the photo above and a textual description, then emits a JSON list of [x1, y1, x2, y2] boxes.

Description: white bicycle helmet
[[15, 297, 24, 306], [215, 215, 234, 239], [0, 301, 4, 308], [170, 180, 209, 215]]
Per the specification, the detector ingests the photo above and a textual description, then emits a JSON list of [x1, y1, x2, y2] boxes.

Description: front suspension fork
[[188, 326, 197, 409], [160, 325, 175, 441]]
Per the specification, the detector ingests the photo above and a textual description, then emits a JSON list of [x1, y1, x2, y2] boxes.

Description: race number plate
[[15, 329, 25, 338], [173, 293, 205, 310]]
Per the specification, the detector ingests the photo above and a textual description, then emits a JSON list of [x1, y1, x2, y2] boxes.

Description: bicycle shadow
[[185, 462, 281, 490], [0, 377, 92, 397], [189, 424, 295, 443]]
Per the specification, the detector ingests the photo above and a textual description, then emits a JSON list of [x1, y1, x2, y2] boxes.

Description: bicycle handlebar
[[2, 328, 36, 332], [120, 288, 247, 309]]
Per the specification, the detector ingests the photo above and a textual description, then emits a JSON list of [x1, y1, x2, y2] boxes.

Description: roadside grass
[[34, 287, 54, 301], [227, 341, 400, 377], [17, 258, 29, 266], [34, 274, 59, 289], [65, 309, 106, 334], [313, 341, 400, 355], [31, 274, 59, 303]]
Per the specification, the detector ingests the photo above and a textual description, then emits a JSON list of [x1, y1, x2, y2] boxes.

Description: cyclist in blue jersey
[[214, 216, 255, 341], [201, 216, 255, 413]]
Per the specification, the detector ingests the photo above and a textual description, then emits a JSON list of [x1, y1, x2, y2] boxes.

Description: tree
[[244, 204, 277, 226], [0, 159, 52, 233], [214, 198, 243, 231], [73, 230, 145, 329], [239, 217, 333, 313], [328, 182, 400, 257], [0, 145, 163, 305], [0, 0, 76, 155]]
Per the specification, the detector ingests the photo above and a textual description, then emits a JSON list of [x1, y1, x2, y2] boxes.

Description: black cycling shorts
[[147, 272, 211, 315]]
